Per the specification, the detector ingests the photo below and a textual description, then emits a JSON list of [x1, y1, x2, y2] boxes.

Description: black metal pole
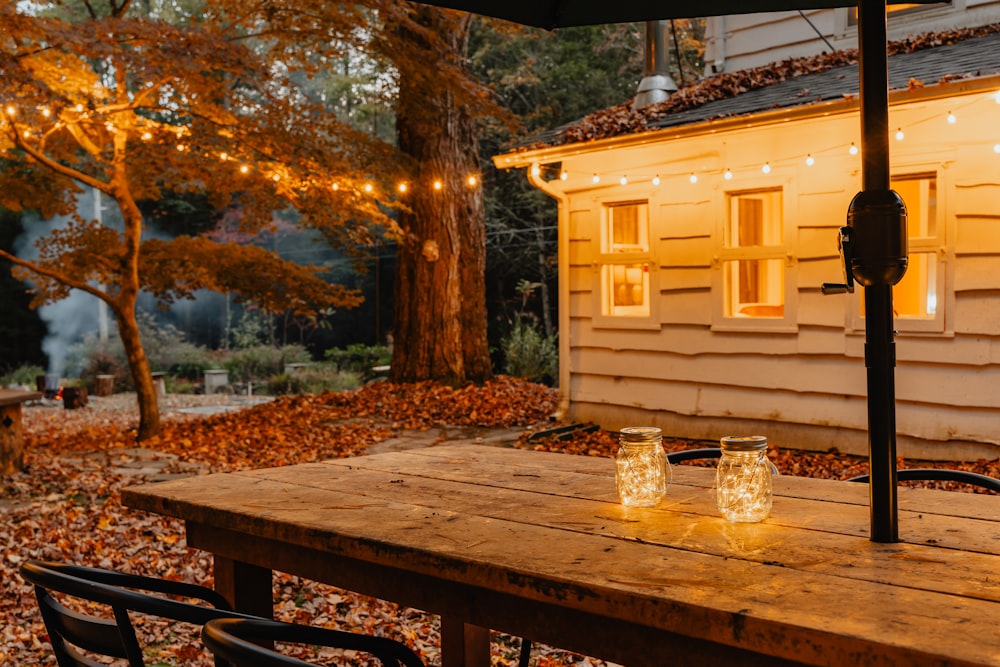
[[857, 0, 899, 543]]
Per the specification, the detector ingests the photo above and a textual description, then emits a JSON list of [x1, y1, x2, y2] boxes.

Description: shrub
[[267, 365, 363, 395], [501, 320, 558, 385], [225, 344, 313, 385], [0, 364, 46, 389], [324, 344, 391, 375]]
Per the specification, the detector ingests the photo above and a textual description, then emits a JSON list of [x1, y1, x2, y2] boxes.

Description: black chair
[[847, 468, 1000, 493], [19, 559, 254, 667], [202, 617, 426, 667], [667, 447, 780, 475]]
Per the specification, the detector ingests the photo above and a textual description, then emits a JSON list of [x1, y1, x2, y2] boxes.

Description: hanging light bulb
[[398, 182, 408, 193], [761, 162, 771, 174], [219, 152, 229, 161], [5, 105, 15, 117], [141, 132, 153, 141], [895, 128, 905, 141], [689, 173, 698, 184], [467, 175, 478, 187], [531, 164, 541, 177], [805, 154, 815, 166], [332, 183, 340, 191], [363, 182, 373, 192], [240, 165, 250, 174], [433, 179, 443, 191], [994, 90, 1000, 104], [592, 173, 601, 184], [652, 174, 661, 186], [723, 169, 733, 181], [849, 142, 859, 156], [947, 111, 957, 125], [994, 143, 1000, 154], [560, 170, 568, 181], [41, 107, 51, 118], [619, 174, 628, 186]]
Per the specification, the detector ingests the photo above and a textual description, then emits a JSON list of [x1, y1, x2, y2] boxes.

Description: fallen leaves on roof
[[536, 22, 1000, 147]]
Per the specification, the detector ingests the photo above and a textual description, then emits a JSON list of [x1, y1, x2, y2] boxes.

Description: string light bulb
[[560, 170, 568, 181], [947, 111, 957, 124], [142, 132, 152, 141], [619, 174, 628, 186], [41, 108, 51, 118], [805, 154, 815, 166], [689, 173, 698, 184], [761, 162, 771, 174], [398, 182, 408, 193], [240, 165, 250, 174], [219, 152, 228, 161], [5, 105, 15, 117], [994, 90, 1000, 104], [723, 168, 733, 181], [652, 174, 661, 186], [433, 179, 443, 191], [849, 142, 859, 156], [363, 182, 373, 192], [994, 143, 1000, 154], [592, 173, 601, 184], [531, 164, 541, 177], [895, 128, 905, 141], [467, 175, 478, 187], [332, 183, 340, 191]]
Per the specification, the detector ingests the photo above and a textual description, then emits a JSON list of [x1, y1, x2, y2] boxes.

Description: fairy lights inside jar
[[615, 426, 670, 507], [715, 435, 773, 523]]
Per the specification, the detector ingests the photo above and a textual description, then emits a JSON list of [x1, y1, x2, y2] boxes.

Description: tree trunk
[[391, 10, 492, 385], [115, 304, 160, 440]]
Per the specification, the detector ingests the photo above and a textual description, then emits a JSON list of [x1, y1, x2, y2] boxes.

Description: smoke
[[12, 189, 112, 378]]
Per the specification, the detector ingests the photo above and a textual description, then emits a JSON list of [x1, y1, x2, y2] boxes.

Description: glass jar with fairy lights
[[715, 435, 773, 523], [615, 426, 671, 507]]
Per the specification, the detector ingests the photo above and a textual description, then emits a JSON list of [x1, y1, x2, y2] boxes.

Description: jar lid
[[620, 426, 662, 442], [720, 435, 768, 451]]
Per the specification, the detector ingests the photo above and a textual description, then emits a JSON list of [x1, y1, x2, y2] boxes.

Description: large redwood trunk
[[391, 9, 492, 385]]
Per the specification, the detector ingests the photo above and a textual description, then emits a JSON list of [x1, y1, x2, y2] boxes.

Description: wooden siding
[[548, 89, 1000, 461], [705, 3, 1000, 74]]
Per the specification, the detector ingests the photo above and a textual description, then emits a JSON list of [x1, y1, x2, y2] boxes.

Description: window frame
[[592, 199, 660, 330], [712, 181, 798, 333], [850, 169, 948, 335]]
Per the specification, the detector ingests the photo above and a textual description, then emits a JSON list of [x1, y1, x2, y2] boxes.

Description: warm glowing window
[[848, 3, 950, 25], [723, 189, 785, 319], [601, 202, 650, 317], [857, 173, 944, 332]]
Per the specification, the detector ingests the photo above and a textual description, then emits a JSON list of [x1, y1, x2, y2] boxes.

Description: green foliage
[[267, 366, 362, 395], [501, 320, 557, 385], [0, 363, 45, 388], [324, 343, 391, 375], [224, 344, 312, 384]]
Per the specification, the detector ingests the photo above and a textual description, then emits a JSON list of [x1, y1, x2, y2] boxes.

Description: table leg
[[441, 617, 490, 667], [213, 554, 273, 618]]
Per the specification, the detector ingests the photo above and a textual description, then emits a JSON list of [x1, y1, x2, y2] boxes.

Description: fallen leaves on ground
[[3, 376, 998, 666]]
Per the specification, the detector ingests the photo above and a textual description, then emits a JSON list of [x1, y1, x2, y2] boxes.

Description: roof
[[518, 23, 1000, 149]]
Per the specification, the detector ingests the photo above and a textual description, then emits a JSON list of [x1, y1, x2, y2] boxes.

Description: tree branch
[[0, 248, 111, 303], [8, 123, 110, 194]]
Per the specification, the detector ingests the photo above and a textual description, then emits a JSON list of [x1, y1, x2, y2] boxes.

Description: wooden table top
[[0, 388, 42, 407], [122, 444, 1000, 667]]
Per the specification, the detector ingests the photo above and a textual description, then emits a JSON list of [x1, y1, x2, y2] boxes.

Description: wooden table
[[122, 444, 1000, 667]]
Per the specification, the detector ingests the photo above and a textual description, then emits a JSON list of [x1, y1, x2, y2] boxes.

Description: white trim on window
[[592, 199, 660, 330]]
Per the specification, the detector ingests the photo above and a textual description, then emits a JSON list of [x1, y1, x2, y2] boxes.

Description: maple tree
[[0, 0, 402, 440]]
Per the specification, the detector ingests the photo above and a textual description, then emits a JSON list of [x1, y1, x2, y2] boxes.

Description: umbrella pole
[[857, 0, 899, 543]]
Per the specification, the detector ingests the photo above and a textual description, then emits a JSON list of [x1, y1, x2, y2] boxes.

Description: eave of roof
[[496, 23, 1000, 170]]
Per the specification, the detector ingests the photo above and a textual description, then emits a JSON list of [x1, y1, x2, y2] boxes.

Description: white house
[[495, 22, 1000, 461]]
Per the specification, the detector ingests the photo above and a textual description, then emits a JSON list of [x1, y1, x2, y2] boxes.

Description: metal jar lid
[[719, 435, 768, 452], [620, 426, 662, 443]]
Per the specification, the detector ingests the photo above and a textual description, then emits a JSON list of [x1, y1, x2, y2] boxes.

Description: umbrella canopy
[[411, 0, 925, 543]]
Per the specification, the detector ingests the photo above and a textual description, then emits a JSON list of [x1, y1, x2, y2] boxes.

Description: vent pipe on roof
[[632, 20, 678, 110]]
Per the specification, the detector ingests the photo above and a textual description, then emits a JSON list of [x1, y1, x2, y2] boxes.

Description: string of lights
[[1, 104, 482, 198], [528, 89, 1000, 188]]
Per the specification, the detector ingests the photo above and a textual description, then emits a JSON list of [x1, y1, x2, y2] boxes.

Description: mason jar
[[615, 426, 670, 507], [715, 435, 773, 523]]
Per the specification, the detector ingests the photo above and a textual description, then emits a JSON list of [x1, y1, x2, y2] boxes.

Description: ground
[[2, 378, 997, 666]]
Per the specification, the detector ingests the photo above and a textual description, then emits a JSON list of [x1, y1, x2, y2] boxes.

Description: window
[[857, 173, 944, 332], [722, 189, 786, 319], [599, 202, 652, 320], [847, 2, 951, 25]]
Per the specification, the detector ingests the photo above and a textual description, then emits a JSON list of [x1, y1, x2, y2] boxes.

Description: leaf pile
[[543, 23, 1000, 146]]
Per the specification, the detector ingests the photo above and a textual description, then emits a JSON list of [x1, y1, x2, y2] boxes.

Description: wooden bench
[[0, 389, 42, 474]]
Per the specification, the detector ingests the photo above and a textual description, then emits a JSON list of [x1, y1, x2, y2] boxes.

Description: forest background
[[0, 4, 704, 388]]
